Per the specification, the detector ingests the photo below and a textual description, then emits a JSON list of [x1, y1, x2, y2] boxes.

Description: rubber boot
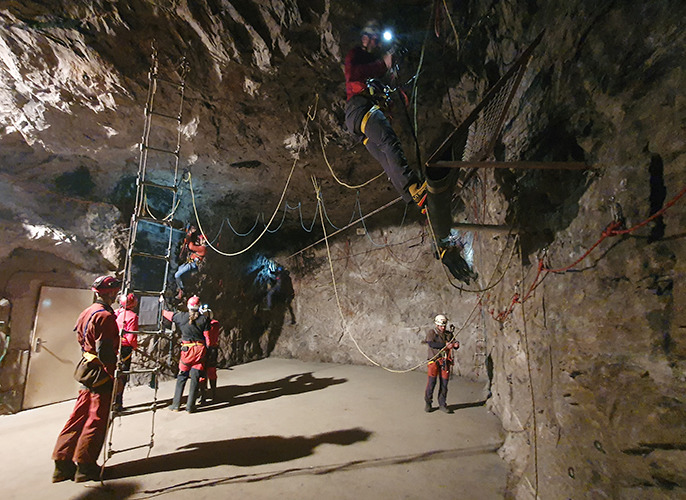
[[210, 379, 217, 402], [187, 371, 199, 413], [52, 460, 76, 483], [439, 247, 478, 285], [74, 462, 101, 483], [408, 181, 427, 211]]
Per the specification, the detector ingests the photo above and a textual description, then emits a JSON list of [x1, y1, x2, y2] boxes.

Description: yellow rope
[[188, 95, 319, 257], [318, 125, 384, 189], [442, 0, 461, 52], [314, 178, 482, 373]]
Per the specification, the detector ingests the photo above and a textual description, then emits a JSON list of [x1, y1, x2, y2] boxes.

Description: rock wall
[[0, 0, 684, 497]]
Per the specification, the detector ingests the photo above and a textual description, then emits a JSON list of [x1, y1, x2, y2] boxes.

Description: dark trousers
[[172, 368, 202, 412], [115, 345, 133, 406], [425, 361, 450, 408], [345, 96, 418, 203], [53, 388, 111, 464]]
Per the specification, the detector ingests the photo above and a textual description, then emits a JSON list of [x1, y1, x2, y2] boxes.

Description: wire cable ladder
[[104, 49, 189, 464]]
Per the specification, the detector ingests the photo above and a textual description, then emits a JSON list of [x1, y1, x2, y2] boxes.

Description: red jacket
[[185, 237, 207, 263], [115, 307, 139, 349], [75, 301, 119, 376], [204, 319, 221, 348], [344, 45, 387, 100]]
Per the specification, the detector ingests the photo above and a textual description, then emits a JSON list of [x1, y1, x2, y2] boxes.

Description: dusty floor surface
[[1, 358, 506, 499]]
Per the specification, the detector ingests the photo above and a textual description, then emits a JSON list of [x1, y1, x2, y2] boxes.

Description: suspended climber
[[266, 265, 296, 325], [344, 20, 427, 211], [175, 224, 207, 300]]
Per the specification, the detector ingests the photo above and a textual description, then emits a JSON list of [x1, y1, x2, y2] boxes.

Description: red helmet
[[119, 292, 138, 310], [187, 295, 201, 311], [91, 275, 121, 294]]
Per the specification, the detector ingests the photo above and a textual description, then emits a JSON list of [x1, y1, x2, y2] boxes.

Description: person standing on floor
[[163, 295, 209, 413], [114, 292, 139, 412], [198, 303, 221, 404], [424, 314, 459, 414], [344, 20, 426, 210], [52, 275, 121, 483]]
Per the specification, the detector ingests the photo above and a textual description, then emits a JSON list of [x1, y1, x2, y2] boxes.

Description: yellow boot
[[408, 181, 427, 211]]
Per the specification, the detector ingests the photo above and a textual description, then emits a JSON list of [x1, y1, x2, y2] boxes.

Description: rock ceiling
[[1, 0, 465, 265]]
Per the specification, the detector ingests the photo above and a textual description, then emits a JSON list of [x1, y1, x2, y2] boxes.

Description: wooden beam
[[429, 161, 589, 171]]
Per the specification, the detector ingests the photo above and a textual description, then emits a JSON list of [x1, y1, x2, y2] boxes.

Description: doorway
[[23, 286, 93, 409]]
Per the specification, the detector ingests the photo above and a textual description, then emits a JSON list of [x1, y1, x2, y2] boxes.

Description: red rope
[[489, 185, 685, 322]]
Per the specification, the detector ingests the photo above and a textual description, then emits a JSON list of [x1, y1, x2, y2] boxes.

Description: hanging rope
[[319, 125, 384, 189], [189, 95, 319, 257], [491, 184, 686, 322]]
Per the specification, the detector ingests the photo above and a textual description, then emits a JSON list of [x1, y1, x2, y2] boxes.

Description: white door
[[23, 286, 94, 409]]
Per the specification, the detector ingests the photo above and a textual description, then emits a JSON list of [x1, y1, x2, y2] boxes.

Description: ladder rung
[[123, 368, 159, 375], [126, 290, 166, 298], [147, 109, 181, 122], [130, 250, 171, 260], [131, 330, 170, 337], [140, 180, 177, 192], [135, 215, 174, 227], [108, 442, 153, 456], [152, 74, 184, 88], [142, 144, 179, 156]]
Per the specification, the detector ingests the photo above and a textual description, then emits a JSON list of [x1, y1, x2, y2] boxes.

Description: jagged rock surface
[[0, 1, 684, 498]]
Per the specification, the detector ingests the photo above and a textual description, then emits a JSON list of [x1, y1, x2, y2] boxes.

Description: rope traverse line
[[287, 196, 403, 259], [316, 182, 522, 374], [189, 95, 319, 257]]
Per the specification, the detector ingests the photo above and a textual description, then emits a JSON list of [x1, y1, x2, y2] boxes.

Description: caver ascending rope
[[344, 20, 427, 211]]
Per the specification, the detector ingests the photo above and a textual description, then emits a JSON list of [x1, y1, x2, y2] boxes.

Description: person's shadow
[[193, 372, 347, 412], [106, 428, 372, 478]]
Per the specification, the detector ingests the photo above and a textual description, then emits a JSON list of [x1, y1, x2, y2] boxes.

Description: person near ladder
[[198, 303, 220, 404], [175, 224, 207, 300], [163, 295, 209, 413], [114, 292, 139, 412], [424, 314, 459, 414], [344, 20, 426, 210], [52, 275, 121, 483]]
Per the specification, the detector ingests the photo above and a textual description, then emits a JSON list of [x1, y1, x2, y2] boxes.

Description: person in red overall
[[424, 314, 459, 414], [344, 20, 426, 209], [114, 293, 139, 412], [52, 275, 121, 483], [175, 225, 207, 300], [163, 295, 209, 413], [198, 303, 221, 404]]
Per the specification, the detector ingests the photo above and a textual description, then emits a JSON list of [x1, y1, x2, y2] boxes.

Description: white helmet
[[434, 314, 448, 326], [199, 303, 213, 320]]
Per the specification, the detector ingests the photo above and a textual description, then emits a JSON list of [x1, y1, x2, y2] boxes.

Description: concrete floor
[[1, 358, 506, 499]]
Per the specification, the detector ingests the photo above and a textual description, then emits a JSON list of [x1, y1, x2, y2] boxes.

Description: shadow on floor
[[195, 372, 347, 412], [121, 444, 501, 496], [448, 400, 487, 412], [106, 428, 372, 478]]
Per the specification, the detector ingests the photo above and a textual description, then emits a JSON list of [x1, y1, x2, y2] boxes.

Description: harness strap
[[360, 105, 380, 136]]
